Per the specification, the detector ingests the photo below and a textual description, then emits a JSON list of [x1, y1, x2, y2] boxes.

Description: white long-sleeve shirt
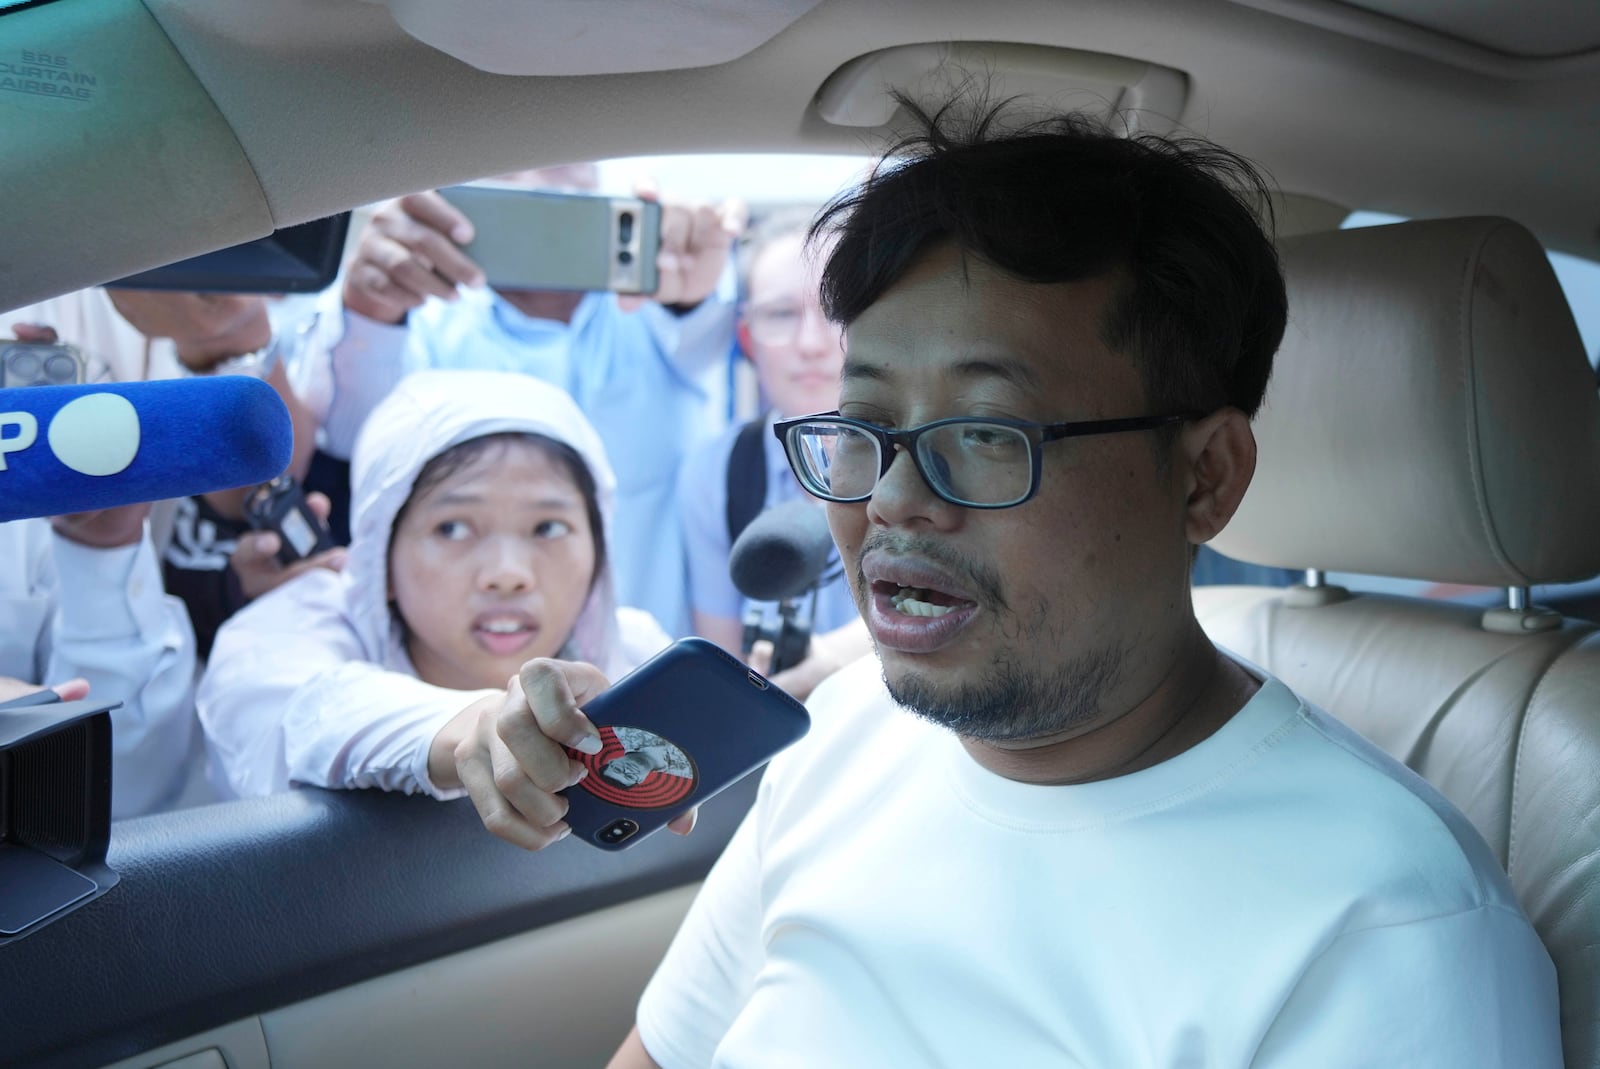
[[197, 570, 495, 799], [198, 570, 669, 799], [0, 519, 205, 819]]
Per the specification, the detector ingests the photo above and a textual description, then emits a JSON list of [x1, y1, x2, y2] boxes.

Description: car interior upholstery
[[1196, 215, 1600, 1067]]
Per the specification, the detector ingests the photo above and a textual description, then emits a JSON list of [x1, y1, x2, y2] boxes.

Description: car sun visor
[[109, 212, 352, 294]]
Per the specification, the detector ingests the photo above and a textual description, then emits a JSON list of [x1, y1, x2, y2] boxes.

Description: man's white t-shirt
[[636, 655, 1561, 1067]]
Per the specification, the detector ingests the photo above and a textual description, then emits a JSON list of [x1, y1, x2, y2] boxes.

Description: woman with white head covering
[[198, 370, 670, 828]]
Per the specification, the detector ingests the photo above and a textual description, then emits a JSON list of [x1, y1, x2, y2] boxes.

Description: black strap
[[724, 416, 769, 545]]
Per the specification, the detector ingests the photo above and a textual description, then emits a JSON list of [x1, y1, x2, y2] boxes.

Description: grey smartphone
[[0, 342, 85, 388], [560, 637, 811, 850], [437, 185, 661, 295]]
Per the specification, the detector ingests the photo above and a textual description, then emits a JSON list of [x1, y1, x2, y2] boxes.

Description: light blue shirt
[[678, 413, 860, 642], [337, 283, 736, 637]]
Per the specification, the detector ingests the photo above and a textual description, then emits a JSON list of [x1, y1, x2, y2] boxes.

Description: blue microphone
[[0, 377, 293, 522]]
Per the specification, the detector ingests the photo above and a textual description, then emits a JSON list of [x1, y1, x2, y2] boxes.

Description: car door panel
[[0, 778, 755, 1069]]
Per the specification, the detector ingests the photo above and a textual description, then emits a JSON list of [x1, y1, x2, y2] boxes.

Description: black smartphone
[[437, 185, 662, 295], [561, 637, 810, 850], [244, 474, 338, 566]]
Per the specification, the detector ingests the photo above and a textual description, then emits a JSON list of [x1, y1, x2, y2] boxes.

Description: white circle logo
[[46, 394, 141, 477]]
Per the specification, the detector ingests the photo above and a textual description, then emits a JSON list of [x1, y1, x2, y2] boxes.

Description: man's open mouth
[[879, 582, 973, 618]]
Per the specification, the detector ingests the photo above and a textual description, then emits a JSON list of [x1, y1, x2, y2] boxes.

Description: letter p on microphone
[[0, 412, 38, 471]]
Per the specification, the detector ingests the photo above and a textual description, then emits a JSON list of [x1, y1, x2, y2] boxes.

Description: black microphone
[[729, 500, 838, 678], [728, 499, 836, 602]]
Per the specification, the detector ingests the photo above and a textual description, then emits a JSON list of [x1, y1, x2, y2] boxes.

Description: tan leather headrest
[[1211, 217, 1600, 586]]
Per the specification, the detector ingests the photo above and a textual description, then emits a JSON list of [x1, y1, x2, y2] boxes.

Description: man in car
[[585, 103, 1562, 1065], [326, 164, 743, 637]]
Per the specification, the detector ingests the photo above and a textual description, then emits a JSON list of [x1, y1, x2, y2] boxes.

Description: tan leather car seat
[[1194, 217, 1600, 1067]]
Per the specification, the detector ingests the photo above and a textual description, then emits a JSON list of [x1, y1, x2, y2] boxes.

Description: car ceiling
[[3, 0, 1599, 314]]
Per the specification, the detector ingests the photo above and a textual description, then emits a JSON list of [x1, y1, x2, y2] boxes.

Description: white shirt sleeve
[[636, 264, 738, 384], [1250, 903, 1563, 1068], [47, 525, 201, 819], [635, 806, 767, 1069], [314, 308, 414, 460], [198, 573, 491, 800]]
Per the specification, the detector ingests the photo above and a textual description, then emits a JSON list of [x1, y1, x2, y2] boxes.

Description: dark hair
[[391, 431, 607, 586], [810, 98, 1288, 417]]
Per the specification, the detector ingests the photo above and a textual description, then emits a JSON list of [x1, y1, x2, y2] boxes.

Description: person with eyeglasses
[[602, 100, 1560, 1067], [676, 209, 871, 699]]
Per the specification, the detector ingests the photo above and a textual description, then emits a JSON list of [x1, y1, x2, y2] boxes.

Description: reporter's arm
[[198, 572, 491, 798], [316, 301, 415, 460], [47, 520, 201, 818], [636, 264, 737, 383]]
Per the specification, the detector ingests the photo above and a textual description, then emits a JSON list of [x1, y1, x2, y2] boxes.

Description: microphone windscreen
[[729, 499, 836, 602], [0, 377, 292, 522]]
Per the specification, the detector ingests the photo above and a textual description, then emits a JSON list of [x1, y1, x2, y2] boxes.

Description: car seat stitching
[[1508, 636, 1591, 916], [1456, 223, 1521, 581]]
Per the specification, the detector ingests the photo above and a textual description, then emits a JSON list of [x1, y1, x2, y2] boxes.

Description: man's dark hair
[[811, 99, 1288, 417]]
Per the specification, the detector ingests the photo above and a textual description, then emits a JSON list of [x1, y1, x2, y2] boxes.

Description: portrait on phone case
[[570, 726, 697, 808]]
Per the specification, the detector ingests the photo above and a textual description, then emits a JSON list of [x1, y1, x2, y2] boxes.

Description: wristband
[[204, 333, 281, 379]]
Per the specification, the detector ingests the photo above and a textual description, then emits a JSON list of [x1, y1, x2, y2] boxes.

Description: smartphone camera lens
[[9, 352, 39, 380], [45, 354, 77, 383], [617, 250, 634, 266], [597, 818, 640, 845], [618, 211, 635, 243]]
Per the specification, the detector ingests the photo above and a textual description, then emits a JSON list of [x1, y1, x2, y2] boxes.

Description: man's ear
[[736, 321, 756, 361], [1180, 407, 1256, 546]]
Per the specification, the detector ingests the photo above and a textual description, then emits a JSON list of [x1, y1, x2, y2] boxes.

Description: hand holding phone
[[436, 184, 661, 296], [342, 191, 489, 325], [559, 638, 810, 850], [435, 640, 809, 853], [633, 196, 747, 311]]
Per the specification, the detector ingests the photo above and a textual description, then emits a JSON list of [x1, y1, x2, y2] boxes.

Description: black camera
[[597, 818, 640, 845], [244, 474, 337, 566], [0, 341, 85, 388]]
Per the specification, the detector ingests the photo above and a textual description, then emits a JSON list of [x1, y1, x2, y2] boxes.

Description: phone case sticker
[[569, 726, 697, 809]]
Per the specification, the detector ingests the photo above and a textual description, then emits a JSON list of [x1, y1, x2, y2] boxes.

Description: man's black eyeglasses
[[773, 411, 1201, 509]]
